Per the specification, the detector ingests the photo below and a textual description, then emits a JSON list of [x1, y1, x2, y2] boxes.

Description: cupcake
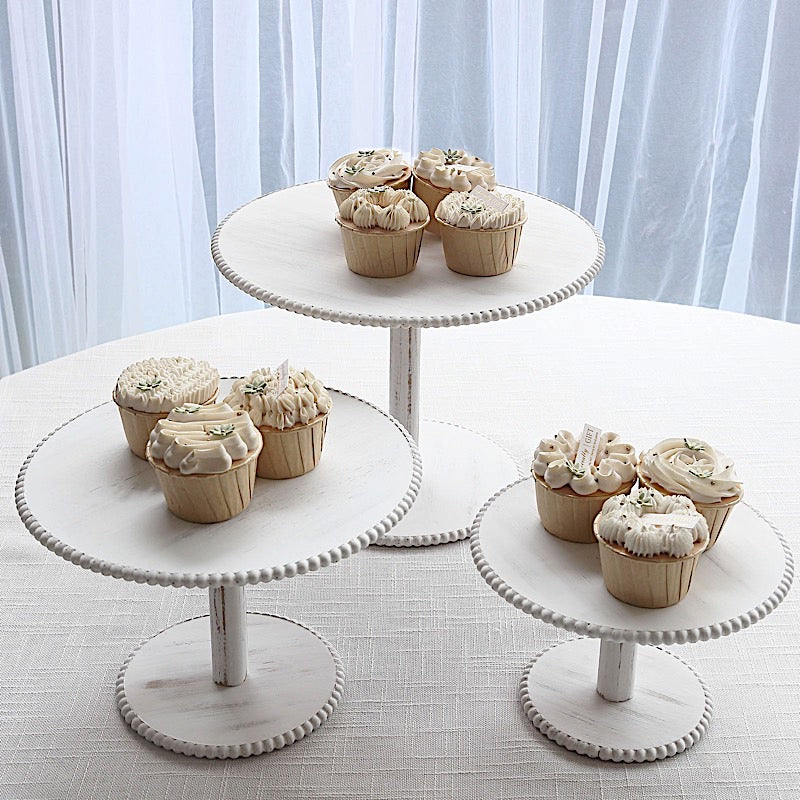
[[335, 187, 429, 278], [594, 487, 710, 608], [113, 357, 219, 459], [327, 148, 412, 209], [637, 438, 743, 548], [412, 148, 496, 237], [147, 403, 262, 523], [531, 429, 636, 543], [225, 366, 333, 479], [435, 192, 526, 276]]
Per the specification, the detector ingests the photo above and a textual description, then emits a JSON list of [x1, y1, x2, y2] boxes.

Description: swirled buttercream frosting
[[531, 429, 636, 495], [114, 357, 218, 412], [413, 148, 496, 190], [436, 191, 525, 230], [639, 438, 742, 503], [328, 148, 411, 189], [597, 487, 709, 557], [338, 187, 429, 231], [224, 367, 333, 430], [147, 403, 261, 475]]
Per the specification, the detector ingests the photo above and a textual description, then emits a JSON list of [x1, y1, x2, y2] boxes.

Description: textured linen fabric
[[1, 296, 799, 799]]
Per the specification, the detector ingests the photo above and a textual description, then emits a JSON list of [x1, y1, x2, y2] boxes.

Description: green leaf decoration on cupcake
[[683, 438, 705, 451], [460, 199, 486, 215], [357, 150, 375, 157], [344, 165, 365, 175], [688, 466, 713, 479], [136, 376, 162, 392], [173, 404, 200, 414], [208, 424, 235, 439], [565, 459, 586, 479], [630, 488, 656, 508], [243, 376, 270, 395], [443, 149, 462, 165]]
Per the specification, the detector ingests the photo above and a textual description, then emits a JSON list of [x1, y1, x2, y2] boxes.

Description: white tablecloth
[[1, 296, 798, 800]]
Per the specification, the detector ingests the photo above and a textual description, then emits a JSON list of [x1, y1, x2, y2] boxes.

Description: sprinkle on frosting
[[224, 366, 333, 430], [328, 148, 411, 189], [436, 191, 525, 230], [532, 429, 637, 495], [147, 403, 261, 475], [413, 147, 496, 191], [338, 187, 428, 231], [639, 437, 742, 503], [114, 357, 219, 413], [597, 487, 709, 558]]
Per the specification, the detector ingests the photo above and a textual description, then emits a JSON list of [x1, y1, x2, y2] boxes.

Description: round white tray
[[470, 477, 793, 761], [17, 388, 421, 758]]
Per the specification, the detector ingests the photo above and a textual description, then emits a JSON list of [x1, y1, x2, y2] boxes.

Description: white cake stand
[[15, 390, 421, 758], [212, 181, 604, 546], [470, 478, 793, 762]]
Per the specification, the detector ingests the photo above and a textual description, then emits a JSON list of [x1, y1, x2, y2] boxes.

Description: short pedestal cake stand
[[16, 390, 421, 758], [470, 478, 793, 762], [212, 181, 604, 546]]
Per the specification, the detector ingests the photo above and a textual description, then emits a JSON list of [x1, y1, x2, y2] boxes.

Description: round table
[[211, 181, 604, 546], [470, 477, 793, 762], [15, 388, 421, 758]]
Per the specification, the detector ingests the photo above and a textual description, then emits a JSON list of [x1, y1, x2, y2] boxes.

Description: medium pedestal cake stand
[[470, 478, 793, 762], [212, 181, 604, 546], [15, 390, 421, 758]]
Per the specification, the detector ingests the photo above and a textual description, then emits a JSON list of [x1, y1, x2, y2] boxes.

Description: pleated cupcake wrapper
[[410, 175, 451, 237], [637, 469, 741, 549], [257, 412, 329, 479], [594, 521, 708, 608], [435, 215, 527, 277], [533, 474, 633, 544], [148, 446, 260, 524], [336, 218, 426, 278], [328, 174, 412, 210], [115, 388, 219, 460]]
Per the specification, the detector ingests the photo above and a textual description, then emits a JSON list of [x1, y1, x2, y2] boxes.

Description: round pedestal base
[[375, 420, 520, 547], [116, 614, 342, 759], [520, 639, 712, 762]]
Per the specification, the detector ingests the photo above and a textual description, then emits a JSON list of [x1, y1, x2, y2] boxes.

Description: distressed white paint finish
[[375, 421, 521, 547], [472, 478, 791, 644], [596, 640, 637, 702], [117, 614, 341, 758], [20, 390, 421, 585], [210, 586, 247, 687], [520, 639, 712, 762], [389, 327, 420, 441], [212, 181, 604, 328]]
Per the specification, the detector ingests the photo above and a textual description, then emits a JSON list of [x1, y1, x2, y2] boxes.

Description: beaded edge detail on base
[[15, 389, 423, 589], [470, 477, 794, 645], [115, 613, 344, 759], [518, 640, 713, 762], [211, 182, 606, 329]]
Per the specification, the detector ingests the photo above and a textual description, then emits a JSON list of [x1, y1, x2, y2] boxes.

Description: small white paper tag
[[469, 184, 509, 212], [641, 513, 698, 529], [574, 424, 602, 471], [275, 359, 289, 395], [449, 162, 480, 173]]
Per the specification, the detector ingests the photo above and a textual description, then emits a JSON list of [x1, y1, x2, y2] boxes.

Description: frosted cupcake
[[594, 487, 710, 608], [225, 366, 333, 479], [435, 192, 526, 276], [327, 148, 412, 208], [147, 403, 262, 523], [113, 357, 219, 459], [531, 429, 636, 543], [412, 148, 496, 236], [336, 187, 429, 278], [637, 438, 743, 548]]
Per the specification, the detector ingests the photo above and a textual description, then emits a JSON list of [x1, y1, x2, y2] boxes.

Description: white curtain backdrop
[[1, 0, 798, 376]]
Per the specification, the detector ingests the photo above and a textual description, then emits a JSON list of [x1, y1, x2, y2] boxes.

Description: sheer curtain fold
[[1, 0, 797, 377]]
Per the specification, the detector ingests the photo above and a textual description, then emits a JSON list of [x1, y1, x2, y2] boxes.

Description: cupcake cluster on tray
[[531, 426, 743, 608], [113, 356, 332, 524], [328, 146, 527, 279]]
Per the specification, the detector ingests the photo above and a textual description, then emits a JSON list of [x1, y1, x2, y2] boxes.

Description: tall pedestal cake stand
[[212, 181, 604, 546], [16, 389, 421, 758], [470, 478, 793, 762]]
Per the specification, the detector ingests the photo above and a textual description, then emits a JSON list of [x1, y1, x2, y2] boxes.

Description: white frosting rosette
[[338, 187, 429, 231], [436, 192, 525, 231], [114, 356, 218, 412], [328, 148, 411, 189], [413, 148, 496, 190], [639, 438, 742, 503], [532, 429, 636, 496]]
